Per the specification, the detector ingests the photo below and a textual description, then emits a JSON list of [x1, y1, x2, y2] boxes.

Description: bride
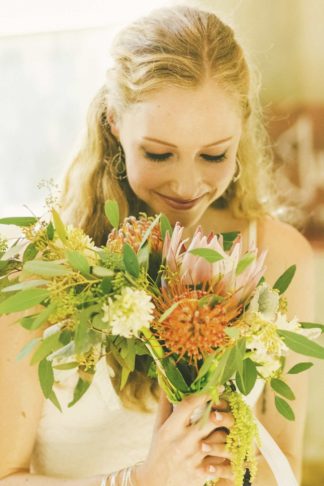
[[0, 5, 314, 486]]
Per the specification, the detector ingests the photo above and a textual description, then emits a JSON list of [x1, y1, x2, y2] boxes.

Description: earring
[[232, 158, 242, 183], [110, 142, 127, 181]]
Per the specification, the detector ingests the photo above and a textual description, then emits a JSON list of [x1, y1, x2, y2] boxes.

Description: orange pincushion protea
[[153, 288, 241, 368], [106, 215, 163, 253]]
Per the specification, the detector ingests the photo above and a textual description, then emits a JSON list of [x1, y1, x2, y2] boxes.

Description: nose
[[168, 162, 206, 199]]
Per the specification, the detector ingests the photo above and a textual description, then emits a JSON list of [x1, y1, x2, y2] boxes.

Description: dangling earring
[[232, 158, 242, 183], [110, 142, 127, 181]]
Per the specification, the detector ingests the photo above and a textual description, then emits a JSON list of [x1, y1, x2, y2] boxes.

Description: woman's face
[[110, 80, 242, 229]]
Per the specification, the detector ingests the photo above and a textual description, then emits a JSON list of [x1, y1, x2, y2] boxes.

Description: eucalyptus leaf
[[139, 214, 161, 250], [300, 322, 324, 332], [270, 378, 295, 400], [16, 338, 40, 361], [288, 362, 314, 374], [210, 347, 238, 386], [38, 359, 54, 398], [46, 221, 55, 240], [160, 214, 173, 240], [162, 357, 190, 393], [221, 231, 240, 251], [104, 200, 119, 229], [92, 265, 114, 278], [66, 250, 90, 274], [24, 260, 72, 277], [158, 301, 180, 323], [28, 303, 57, 330], [225, 327, 241, 339], [189, 248, 224, 263], [68, 377, 93, 407], [52, 208, 67, 243], [31, 332, 63, 365], [48, 390, 62, 412], [123, 243, 140, 278], [0, 216, 38, 226], [275, 396, 295, 421], [235, 358, 257, 395], [23, 243, 38, 263], [278, 330, 324, 359], [1, 279, 47, 293], [273, 265, 296, 295], [53, 361, 79, 370], [236, 252, 255, 275], [0, 288, 49, 314]]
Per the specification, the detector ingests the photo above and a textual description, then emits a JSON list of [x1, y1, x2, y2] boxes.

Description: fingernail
[[201, 442, 212, 452], [215, 411, 223, 421], [208, 465, 217, 473]]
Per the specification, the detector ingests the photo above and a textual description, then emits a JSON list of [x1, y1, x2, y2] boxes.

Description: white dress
[[30, 221, 297, 485]]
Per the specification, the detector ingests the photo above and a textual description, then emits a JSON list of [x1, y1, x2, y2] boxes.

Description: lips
[[155, 192, 204, 210]]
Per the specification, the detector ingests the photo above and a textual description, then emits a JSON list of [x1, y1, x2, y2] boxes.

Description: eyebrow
[[142, 136, 233, 148]]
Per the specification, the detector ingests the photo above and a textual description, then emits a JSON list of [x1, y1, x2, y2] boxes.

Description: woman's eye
[[202, 152, 227, 163], [144, 152, 172, 161]]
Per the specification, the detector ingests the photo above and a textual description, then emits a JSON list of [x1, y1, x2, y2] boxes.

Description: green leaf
[[120, 366, 131, 390], [23, 243, 38, 262], [27, 303, 57, 330], [100, 277, 113, 294], [38, 359, 54, 398], [210, 346, 238, 386], [225, 327, 241, 339], [68, 376, 93, 407], [31, 332, 63, 365], [48, 390, 62, 412], [0, 288, 49, 314], [139, 214, 161, 250], [0, 216, 38, 226], [16, 338, 40, 361], [52, 208, 67, 243], [66, 250, 90, 274], [192, 351, 217, 385], [236, 252, 255, 275], [221, 231, 240, 251], [75, 313, 90, 354], [46, 221, 55, 240], [1, 279, 47, 293], [92, 265, 114, 278], [162, 357, 190, 393], [104, 200, 119, 229], [137, 244, 150, 268], [300, 322, 324, 332], [273, 265, 296, 295], [288, 362, 314, 374], [275, 396, 295, 421], [235, 358, 257, 395], [123, 243, 140, 278], [189, 248, 224, 263], [53, 361, 78, 370], [278, 330, 324, 359], [158, 301, 180, 323], [198, 294, 224, 308], [271, 378, 295, 400], [160, 214, 173, 240], [24, 260, 72, 277], [234, 339, 246, 378]]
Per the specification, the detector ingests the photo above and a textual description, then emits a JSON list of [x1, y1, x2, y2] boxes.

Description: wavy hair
[[60, 5, 279, 412]]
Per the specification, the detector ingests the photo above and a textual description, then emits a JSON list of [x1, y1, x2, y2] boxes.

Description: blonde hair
[[60, 5, 278, 412]]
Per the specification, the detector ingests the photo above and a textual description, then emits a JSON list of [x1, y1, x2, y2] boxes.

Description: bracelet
[[100, 461, 145, 486]]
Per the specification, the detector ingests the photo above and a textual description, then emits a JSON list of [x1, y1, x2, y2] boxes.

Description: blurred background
[[0, 0, 323, 483]]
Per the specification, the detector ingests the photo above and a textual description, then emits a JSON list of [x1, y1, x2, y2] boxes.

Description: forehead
[[120, 81, 242, 143]]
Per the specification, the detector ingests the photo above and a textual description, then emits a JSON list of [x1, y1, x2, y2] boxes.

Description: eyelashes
[[144, 151, 228, 163]]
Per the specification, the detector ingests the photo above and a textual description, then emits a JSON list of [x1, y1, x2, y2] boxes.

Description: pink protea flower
[[162, 223, 267, 303]]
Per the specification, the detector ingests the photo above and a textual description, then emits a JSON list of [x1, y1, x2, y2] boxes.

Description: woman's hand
[[135, 392, 235, 486]]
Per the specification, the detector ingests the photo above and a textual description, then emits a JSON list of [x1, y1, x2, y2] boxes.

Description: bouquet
[[1, 200, 323, 486]]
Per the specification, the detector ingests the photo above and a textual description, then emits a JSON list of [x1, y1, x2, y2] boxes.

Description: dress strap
[[248, 220, 258, 248]]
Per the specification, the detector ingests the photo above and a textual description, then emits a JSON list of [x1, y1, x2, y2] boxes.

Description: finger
[[200, 441, 231, 460], [168, 392, 211, 430], [204, 462, 234, 481], [153, 389, 173, 431], [210, 398, 230, 412], [210, 410, 234, 430], [203, 429, 228, 444]]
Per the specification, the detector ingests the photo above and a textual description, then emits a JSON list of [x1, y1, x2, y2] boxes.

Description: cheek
[[125, 157, 161, 192]]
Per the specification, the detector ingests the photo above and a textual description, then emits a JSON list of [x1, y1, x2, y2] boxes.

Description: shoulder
[[257, 215, 314, 268], [257, 215, 315, 321]]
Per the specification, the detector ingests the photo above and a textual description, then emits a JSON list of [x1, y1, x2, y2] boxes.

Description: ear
[[107, 111, 120, 139]]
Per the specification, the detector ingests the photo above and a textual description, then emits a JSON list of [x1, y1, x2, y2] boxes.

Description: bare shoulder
[[258, 215, 314, 267], [257, 215, 315, 321]]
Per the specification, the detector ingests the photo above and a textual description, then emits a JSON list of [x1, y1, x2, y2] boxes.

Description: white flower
[[102, 287, 154, 338], [248, 283, 280, 321]]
